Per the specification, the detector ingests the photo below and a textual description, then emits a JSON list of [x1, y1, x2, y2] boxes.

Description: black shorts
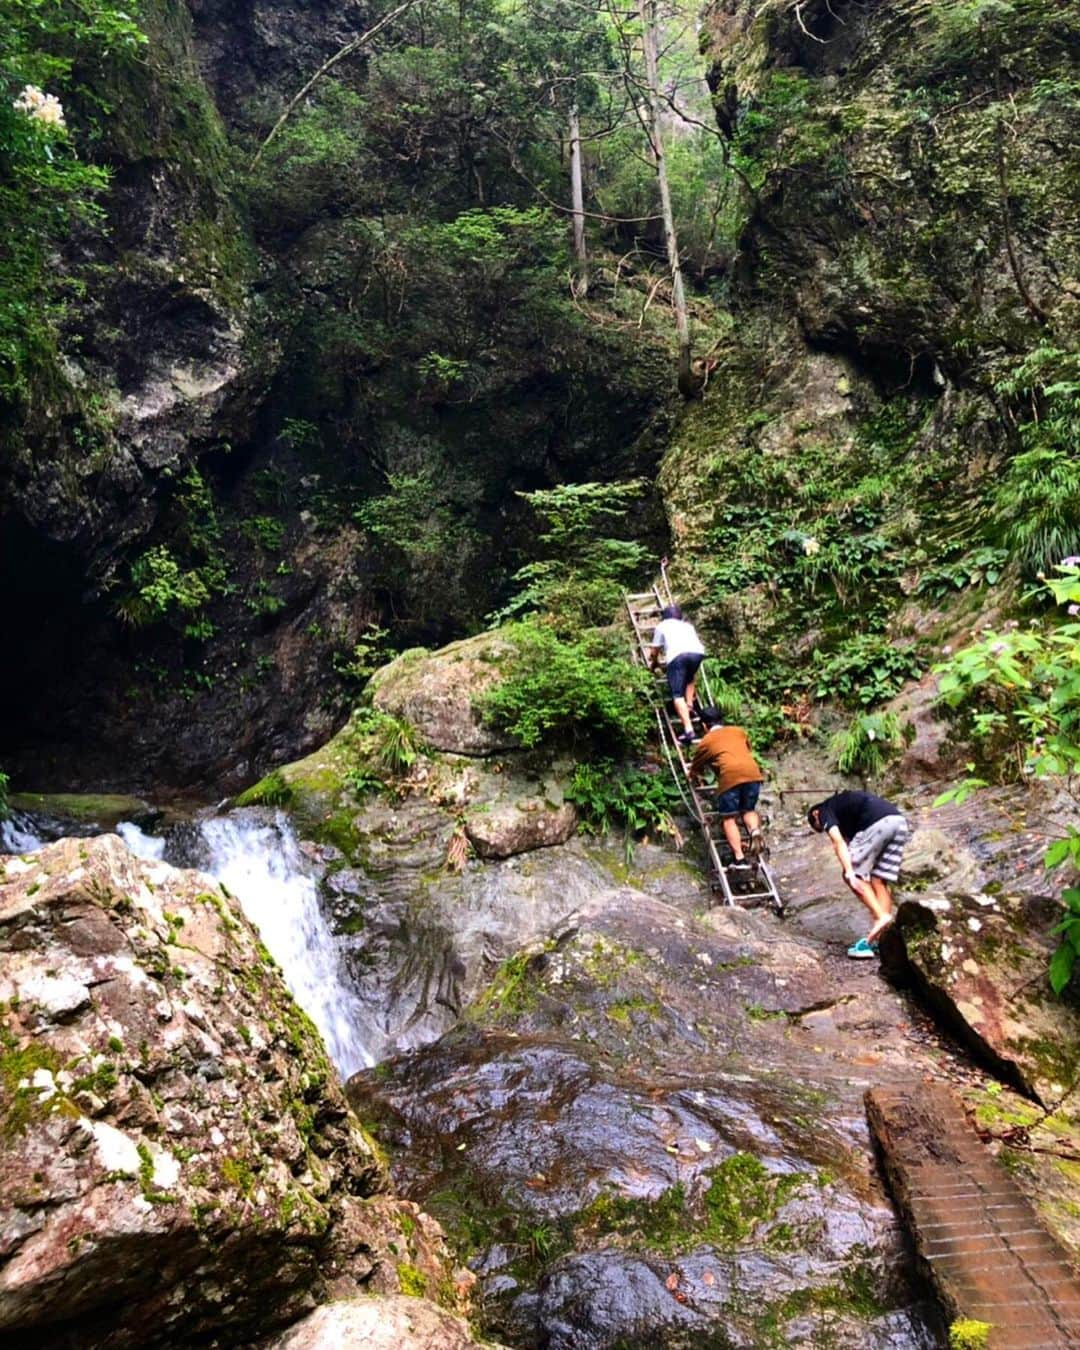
[[666, 653, 703, 699]]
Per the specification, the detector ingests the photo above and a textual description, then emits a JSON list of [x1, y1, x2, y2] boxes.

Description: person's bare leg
[[866, 879, 895, 941], [673, 694, 693, 735], [685, 674, 699, 719], [721, 816, 744, 860], [845, 872, 886, 927], [744, 809, 764, 857]]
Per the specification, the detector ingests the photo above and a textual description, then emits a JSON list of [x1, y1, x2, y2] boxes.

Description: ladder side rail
[[625, 583, 780, 913]]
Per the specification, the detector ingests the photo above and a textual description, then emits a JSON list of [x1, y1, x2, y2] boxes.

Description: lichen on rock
[[0, 834, 456, 1346]]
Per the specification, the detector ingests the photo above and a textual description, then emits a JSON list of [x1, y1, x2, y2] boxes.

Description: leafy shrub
[[341, 709, 426, 792], [239, 516, 285, 552], [567, 761, 680, 837], [697, 663, 744, 723], [993, 345, 1080, 575], [1, 1, 144, 399], [0, 766, 9, 820], [797, 533, 896, 605], [355, 465, 486, 636], [115, 546, 212, 626], [830, 711, 906, 777], [916, 546, 1008, 600], [495, 480, 649, 632], [477, 622, 652, 754], [342, 763, 384, 799], [367, 713, 425, 776], [935, 565, 1080, 994], [332, 624, 391, 691], [812, 637, 923, 708], [248, 81, 375, 232]]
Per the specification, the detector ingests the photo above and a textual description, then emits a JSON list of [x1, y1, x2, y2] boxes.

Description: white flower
[[802, 536, 820, 557], [13, 85, 65, 129]]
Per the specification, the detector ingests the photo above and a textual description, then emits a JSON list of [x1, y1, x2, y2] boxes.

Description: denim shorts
[[666, 653, 703, 699], [714, 780, 761, 817]]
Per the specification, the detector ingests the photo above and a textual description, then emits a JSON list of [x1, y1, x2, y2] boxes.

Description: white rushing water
[[195, 812, 379, 1077], [0, 813, 46, 854], [116, 820, 165, 860], [7, 809, 377, 1079]]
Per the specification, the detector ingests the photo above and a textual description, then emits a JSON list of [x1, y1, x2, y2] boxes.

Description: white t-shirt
[[651, 618, 704, 662]]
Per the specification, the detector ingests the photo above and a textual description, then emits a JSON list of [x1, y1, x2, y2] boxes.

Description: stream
[[2, 807, 377, 1079]]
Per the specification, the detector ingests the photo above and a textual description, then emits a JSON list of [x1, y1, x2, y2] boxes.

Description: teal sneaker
[[847, 937, 878, 960]]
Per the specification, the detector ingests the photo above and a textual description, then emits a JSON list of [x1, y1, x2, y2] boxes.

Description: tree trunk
[[640, 0, 697, 397], [568, 102, 588, 298]]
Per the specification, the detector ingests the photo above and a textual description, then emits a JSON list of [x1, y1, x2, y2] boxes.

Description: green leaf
[[1045, 838, 1074, 869], [1049, 942, 1075, 996]]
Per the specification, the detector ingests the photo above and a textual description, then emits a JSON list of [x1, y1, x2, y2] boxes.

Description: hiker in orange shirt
[[688, 709, 765, 873]]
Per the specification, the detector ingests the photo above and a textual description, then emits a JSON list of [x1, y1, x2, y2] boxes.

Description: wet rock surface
[[260, 718, 702, 1059], [341, 760, 1080, 1347], [0, 834, 456, 1347], [347, 878, 947, 1346]]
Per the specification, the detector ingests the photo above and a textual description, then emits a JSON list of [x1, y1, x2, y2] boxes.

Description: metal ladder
[[624, 580, 784, 914]]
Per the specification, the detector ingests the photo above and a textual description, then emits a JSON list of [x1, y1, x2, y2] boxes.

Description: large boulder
[[0, 834, 445, 1347], [349, 886, 944, 1347], [369, 635, 521, 756], [463, 796, 577, 860], [881, 892, 1080, 1103], [264, 1295, 500, 1349]]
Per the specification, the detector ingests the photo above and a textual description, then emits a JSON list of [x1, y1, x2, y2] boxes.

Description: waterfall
[[192, 813, 379, 1078], [6, 809, 378, 1079], [116, 820, 165, 860]]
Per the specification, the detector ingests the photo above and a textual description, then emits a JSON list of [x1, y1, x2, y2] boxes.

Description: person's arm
[[827, 826, 857, 883], [688, 742, 707, 782]]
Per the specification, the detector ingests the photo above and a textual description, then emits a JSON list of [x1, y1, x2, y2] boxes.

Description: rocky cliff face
[[0, 0, 673, 793], [655, 0, 1079, 714], [0, 833, 469, 1346]]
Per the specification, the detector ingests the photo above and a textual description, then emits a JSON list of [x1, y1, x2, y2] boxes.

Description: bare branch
[[251, 0, 419, 169]]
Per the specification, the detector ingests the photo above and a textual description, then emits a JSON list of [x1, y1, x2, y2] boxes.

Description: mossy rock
[[8, 793, 158, 831]]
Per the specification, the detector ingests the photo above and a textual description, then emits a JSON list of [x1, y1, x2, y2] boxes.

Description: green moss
[[135, 1141, 175, 1204], [220, 1155, 256, 1196], [8, 793, 151, 827], [72, 1061, 119, 1096], [606, 997, 661, 1025], [701, 1153, 804, 1246], [950, 1320, 993, 1350], [233, 770, 294, 809], [311, 804, 361, 858], [0, 1036, 64, 1136], [396, 1261, 428, 1297], [471, 948, 547, 1018], [578, 1153, 811, 1257]]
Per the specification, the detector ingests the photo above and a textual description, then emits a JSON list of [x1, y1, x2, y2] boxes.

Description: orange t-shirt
[[690, 726, 762, 794]]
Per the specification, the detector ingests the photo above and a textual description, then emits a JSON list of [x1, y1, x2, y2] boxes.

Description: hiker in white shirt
[[648, 605, 705, 746]]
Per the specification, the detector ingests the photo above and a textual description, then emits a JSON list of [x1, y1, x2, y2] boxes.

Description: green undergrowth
[[476, 621, 653, 756]]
